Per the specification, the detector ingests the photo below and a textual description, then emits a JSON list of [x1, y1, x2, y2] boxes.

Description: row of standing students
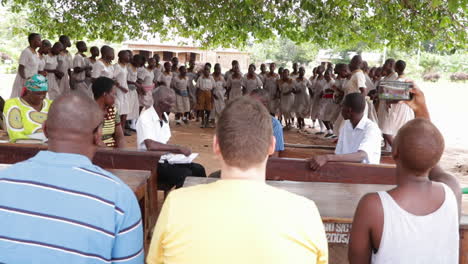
[[11, 33, 411, 146]]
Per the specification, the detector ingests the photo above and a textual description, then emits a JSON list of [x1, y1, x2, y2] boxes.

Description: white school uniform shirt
[[19, 47, 40, 79], [335, 116, 382, 164], [37, 55, 45, 71], [345, 70, 366, 95], [136, 106, 171, 150], [113, 63, 129, 89], [196, 75, 216, 91], [91, 60, 114, 79], [72, 53, 88, 81]]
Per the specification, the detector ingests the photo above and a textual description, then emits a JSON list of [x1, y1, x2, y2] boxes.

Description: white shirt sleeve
[[256, 76, 263, 87], [91, 61, 104, 79], [335, 126, 346, 155], [136, 114, 159, 150], [18, 49, 29, 66], [357, 123, 382, 164], [356, 71, 366, 89], [73, 55, 84, 68]]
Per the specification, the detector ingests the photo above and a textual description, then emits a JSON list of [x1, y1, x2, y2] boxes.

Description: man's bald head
[[46, 92, 103, 141], [393, 118, 444, 175], [153, 87, 175, 112]]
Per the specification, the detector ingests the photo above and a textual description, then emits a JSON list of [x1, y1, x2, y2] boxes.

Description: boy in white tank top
[[348, 81, 461, 264]]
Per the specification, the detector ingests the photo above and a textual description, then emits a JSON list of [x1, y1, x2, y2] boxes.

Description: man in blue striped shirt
[[0, 93, 143, 263], [250, 89, 284, 156]]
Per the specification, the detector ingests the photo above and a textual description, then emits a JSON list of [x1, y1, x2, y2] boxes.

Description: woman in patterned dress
[[92, 77, 125, 148], [4, 74, 51, 143]]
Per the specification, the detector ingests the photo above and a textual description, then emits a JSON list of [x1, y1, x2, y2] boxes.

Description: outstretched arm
[[144, 139, 191, 156], [309, 151, 367, 170]]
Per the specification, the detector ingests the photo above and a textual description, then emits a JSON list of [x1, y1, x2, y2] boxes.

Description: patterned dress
[[101, 105, 121, 148], [3, 98, 52, 142]]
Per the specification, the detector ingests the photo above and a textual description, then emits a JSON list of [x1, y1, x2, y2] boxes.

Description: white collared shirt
[[335, 116, 382, 164], [136, 106, 171, 150]]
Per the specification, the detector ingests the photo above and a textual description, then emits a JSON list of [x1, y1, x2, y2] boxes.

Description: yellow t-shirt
[[147, 179, 328, 264]]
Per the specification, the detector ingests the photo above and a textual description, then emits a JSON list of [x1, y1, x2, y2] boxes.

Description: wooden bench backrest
[[266, 157, 397, 185]]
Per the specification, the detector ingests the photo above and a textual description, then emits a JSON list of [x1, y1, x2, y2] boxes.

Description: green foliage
[[420, 53, 442, 73], [250, 38, 318, 67], [1, 0, 466, 50]]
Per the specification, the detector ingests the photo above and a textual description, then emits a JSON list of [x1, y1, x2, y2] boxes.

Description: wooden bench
[[281, 144, 395, 164], [0, 143, 165, 249], [267, 157, 397, 185], [184, 176, 468, 264]]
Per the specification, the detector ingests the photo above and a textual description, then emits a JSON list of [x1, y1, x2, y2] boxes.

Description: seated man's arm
[[429, 165, 461, 218], [144, 139, 191, 156], [137, 116, 191, 156], [310, 151, 367, 170], [310, 124, 380, 170], [349, 193, 383, 264], [112, 185, 144, 264]]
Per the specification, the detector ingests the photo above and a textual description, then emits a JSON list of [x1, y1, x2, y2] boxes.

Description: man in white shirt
[[136, 87, 206, 189], [309, 93, 382, 170]]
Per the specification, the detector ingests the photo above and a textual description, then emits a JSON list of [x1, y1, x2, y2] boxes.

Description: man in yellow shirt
[[147, 97, 328, 264]]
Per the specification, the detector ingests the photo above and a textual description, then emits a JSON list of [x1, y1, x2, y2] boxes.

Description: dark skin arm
[[309, 151, 368, 170], [73, 65, 91, 73], [348, 193, 384, 264], [144, 139, 191, 156], [18, 65, 26, 79], [114, 123, 126, 149], [429, 165, 461, 218]]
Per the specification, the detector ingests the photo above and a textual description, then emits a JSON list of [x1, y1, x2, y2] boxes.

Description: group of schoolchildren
[[10, 33, 413, 151]]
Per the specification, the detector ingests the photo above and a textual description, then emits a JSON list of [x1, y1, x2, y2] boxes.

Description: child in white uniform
[[10, 33, 41, 98], [293, 67, 311, 130]]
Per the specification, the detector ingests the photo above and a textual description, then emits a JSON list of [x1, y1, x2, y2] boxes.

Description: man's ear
[[268, 136, 276, 156], [42, 122, 48, 138], [213, 135, 222, 157]]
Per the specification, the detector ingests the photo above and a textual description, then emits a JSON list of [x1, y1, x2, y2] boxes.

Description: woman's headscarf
[[25, 74, 48, 92], [21, 74, 48, 96]]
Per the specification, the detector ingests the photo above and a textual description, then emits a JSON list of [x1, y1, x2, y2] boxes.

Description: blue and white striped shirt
[[0, 151, 143, 264], [272, 117, 285, 152]]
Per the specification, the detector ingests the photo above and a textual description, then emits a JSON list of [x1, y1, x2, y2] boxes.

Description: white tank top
[[372, 183, 459, 264]]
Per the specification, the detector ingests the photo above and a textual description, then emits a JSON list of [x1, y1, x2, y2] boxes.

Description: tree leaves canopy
[[2, 0, 467, 51]]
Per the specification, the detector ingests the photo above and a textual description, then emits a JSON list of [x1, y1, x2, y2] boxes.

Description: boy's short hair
[[216, 97, 272, 169], [394, 118, 444, 175], [396, 60, 406, 73]]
